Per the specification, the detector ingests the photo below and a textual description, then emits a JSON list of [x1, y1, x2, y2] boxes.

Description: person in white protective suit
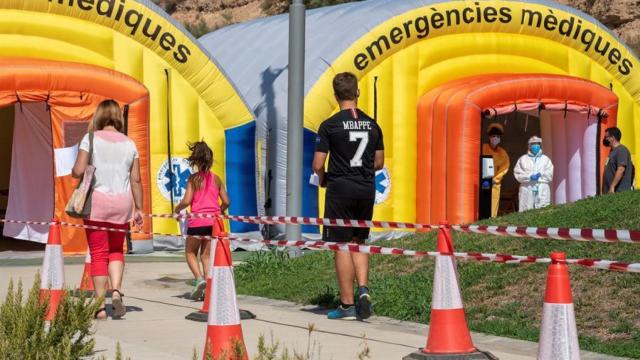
[[514, 136, 554, 212]]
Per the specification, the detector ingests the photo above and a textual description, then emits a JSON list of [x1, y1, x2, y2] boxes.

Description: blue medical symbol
[[376, 172, 387, 194], [164, 164, 191, 198]]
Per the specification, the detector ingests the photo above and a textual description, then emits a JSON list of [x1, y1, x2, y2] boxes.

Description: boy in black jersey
[[313, 72, 384, 320]]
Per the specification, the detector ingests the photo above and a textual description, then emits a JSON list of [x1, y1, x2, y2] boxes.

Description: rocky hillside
[[154, 0, 266, 35], [153, 0, 351, 37], [559, 0, 640, 53], [155, 0, 640, 54]]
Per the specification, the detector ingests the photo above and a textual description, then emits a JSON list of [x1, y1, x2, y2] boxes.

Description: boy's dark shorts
[[322, 197, 374, 243], [186, 226, 213, 237]]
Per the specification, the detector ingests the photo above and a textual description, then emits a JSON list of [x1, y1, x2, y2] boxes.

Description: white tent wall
[[3, 103, 54, 243], [536, 110, 598, 205], [0, 106, 13, 219]]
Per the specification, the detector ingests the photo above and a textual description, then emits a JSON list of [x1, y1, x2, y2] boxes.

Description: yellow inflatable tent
[[202, 0, 640, 232], [0, 0, 258, 253]]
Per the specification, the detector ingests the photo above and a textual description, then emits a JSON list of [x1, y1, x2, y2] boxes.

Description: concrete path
[[0, 260, 629, 360]]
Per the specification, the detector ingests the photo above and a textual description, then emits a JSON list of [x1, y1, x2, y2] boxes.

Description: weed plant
[[0, 274, 100, 360]]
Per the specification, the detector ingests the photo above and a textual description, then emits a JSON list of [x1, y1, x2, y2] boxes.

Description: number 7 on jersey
[[349, 131, 369, 167]]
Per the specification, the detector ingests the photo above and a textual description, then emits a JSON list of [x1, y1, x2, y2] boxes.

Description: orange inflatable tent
[[417, 74, 618, 225], [0, 58, 151, 253]]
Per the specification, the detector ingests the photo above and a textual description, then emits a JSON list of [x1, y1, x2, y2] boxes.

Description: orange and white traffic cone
[[537, 252, 580, 360], [76, 250, 94, 295], [186, 217, 225, 322], [202, 232, 248, 360], [72, 250, 113, 298], [40, 218, 65, 321], [404, 221, 495, 359]]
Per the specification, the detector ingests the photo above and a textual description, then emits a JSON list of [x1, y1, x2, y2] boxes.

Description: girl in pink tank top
[[174, 141, 230, 299]]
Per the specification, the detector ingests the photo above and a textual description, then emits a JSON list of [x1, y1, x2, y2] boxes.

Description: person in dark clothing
[[313, 72, 384, 320], [602, 127, 635, 194]]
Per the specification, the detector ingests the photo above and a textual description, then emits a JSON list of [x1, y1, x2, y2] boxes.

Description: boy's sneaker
[[356, 286, 372, 319], [327, 305, 357, 320], [190, 278, 207, 300]]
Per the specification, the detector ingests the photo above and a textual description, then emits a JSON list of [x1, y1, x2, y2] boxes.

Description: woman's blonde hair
[[88, 99, 124, 132]]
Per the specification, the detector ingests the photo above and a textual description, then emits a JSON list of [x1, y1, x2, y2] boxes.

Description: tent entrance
[[416, 74, 618, 225], [0, 58, 151, 254], [483, 103, 602, 216]]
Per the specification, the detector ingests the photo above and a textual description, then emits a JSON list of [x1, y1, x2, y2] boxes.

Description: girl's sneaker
[[190, 278, 207, 300], [327, 305, 357, 320]]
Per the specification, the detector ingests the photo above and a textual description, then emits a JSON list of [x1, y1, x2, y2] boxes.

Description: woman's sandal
[[94, 307, 107, 320], [111, 289, 126, 318]]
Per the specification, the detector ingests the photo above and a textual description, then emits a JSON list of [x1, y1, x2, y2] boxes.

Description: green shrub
[[0, 274, 100, 360], [152, 0, 180, 14], [184, 18, 216, 38]]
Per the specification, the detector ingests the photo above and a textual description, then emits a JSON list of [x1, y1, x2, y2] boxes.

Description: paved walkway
[[0, 260, 629, 359]]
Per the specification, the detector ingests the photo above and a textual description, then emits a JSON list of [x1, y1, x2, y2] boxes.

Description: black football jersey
[[315, 108, 384, 199]]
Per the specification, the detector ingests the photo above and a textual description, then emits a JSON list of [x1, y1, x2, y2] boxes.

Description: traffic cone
[[40, 218, 65, 321], [186, 217, 224, 322], [202, 232, 248, 360], [537, 252, 580, 360], [72, 249, 114, 298], [200, 218, 224, 312], [77, 250, 94, 295], [404, 221, 495, 359]]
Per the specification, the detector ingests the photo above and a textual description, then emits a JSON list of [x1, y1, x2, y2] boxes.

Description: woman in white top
[[72, 99, 144, 320]]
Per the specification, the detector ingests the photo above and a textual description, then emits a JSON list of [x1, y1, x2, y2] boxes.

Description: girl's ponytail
[[187, 141, 213, 191]]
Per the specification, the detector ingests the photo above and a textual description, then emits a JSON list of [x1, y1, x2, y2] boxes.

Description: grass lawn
[[235, 191, 640, 358]]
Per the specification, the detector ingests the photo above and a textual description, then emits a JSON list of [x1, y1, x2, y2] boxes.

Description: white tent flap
[[3, 102, 54, 243]]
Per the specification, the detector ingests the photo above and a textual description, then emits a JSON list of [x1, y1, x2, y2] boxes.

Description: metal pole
[[164, 69, 175, 212], [285, 0, 305, 252]]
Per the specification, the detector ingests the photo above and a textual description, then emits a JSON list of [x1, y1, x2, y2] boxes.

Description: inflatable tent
[[201, 0, 640, 233], [0, 0, 259, 253]]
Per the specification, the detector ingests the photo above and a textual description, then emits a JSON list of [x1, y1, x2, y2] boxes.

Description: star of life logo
[[375, 166, 391, 205], [157, 157, 192, 204]]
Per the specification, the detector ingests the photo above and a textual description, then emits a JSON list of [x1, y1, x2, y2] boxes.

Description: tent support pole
[[285, 0, 306, 251], [164, 69, 175, 212]]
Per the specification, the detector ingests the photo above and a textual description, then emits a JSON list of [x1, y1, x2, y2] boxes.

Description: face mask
[[490, 137, 501, 146], [603, 137, 611, 147], [530, 144, 541, 155]]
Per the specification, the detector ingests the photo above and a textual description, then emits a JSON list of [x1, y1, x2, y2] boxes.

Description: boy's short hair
[[333, 72, 358, 101], [605, 127, 622, 141]]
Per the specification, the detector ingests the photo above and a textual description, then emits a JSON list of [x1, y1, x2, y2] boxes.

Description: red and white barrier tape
[[228, 236, 551, 264], [0, 218, 140, 235], [148, 213, 640, 244], [2, 218, 638, 273], [565, 259, 640, 272], [228, 236, 640, 272], [452, 225, 640, 244], [149, 213, 437, 230], [0, 219, 53, 226]]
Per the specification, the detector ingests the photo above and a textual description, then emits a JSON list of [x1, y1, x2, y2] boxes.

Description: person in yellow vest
[[482, 123, 510, 217]]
